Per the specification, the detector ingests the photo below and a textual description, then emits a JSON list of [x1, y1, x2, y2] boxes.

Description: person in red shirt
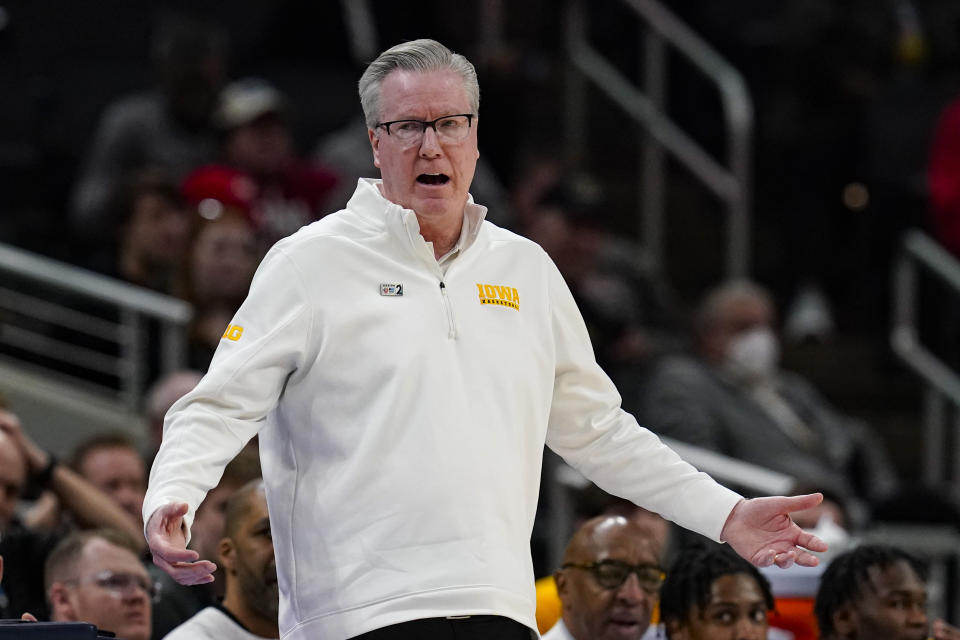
[[928, 97, 960, 257], [183, 78, 340, 251]]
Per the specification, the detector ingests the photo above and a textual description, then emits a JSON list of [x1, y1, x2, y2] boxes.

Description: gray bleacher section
[[0, 243, 191, 454]]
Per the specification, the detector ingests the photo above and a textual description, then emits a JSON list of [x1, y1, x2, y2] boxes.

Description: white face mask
[[722, 326, 779, 382]]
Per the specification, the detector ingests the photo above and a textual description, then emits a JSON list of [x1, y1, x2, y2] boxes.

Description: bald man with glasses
[[547, 516, 662, 640]]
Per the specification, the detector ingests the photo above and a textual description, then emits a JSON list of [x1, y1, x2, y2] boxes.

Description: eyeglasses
[[376, 113, 474, 145], [67, 570, 160, 601], [562, 560, 665, 592]]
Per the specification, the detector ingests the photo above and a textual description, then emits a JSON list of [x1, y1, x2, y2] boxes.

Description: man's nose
[[419, 125, 443, 156], [117, 488, 142, 511], [615, 573, 652, 605], [907, 602, 928, 628], [124, 584, 150, 603]]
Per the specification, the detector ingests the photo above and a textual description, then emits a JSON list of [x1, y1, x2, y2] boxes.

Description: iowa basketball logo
[[476, 283, 519, 311]]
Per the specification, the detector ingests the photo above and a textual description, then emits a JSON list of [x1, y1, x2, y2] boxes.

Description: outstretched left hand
[[720, 493, 829, 568]]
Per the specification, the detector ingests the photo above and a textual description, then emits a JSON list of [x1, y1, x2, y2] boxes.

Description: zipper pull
[[438, 281, 456, 339]]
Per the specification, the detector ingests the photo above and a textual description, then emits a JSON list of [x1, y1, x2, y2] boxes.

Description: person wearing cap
[[144, 39, 827, 640], [183, 77, 340, 251]]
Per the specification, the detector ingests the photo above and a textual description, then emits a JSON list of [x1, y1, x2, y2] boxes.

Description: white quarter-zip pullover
[[144, 178, 742, 640]]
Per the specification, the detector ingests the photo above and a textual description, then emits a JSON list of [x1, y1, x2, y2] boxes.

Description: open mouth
[[607, 619, 641, 636], [417, 173, 450, 185]]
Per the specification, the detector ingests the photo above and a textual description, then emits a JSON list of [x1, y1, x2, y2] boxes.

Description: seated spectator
[[22, 432, 148, 534], [164, 480, 278, 639], [815, 544, 960, 640], [642, 280, 899, 519], [185, 77, 340, 251], [148, 446, 262, 640], [172, 202, 259, 370], [570, 484, 675, 562], [0, 406, 143, 620], [69, 16, 226, 237], [144, 370, 203, 458], [45, 529, 152, 640], [659, 544, 778, 640], [536, 484, 676, 634], [108, 169, 191, 293], [70, 433, 147, 527], [543, 515, 662, 640]]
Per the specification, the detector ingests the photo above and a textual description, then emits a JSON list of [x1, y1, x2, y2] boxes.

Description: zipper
[[439, 281, 457, 339]]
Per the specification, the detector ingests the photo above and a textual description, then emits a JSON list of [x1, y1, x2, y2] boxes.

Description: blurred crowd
[[4, 0, 960, 638]]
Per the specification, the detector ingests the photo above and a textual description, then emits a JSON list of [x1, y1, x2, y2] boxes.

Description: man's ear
[[218, 537, 236, 573], [832, 602, 858, 637], [48, 583, 76, 621], [368, 128, 381, 168], [554, 570, 568, 598]]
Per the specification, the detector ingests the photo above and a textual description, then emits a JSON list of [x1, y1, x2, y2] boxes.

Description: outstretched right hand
[[146, 502, 217, 585]]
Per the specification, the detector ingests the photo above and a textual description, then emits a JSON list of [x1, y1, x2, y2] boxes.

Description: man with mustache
[[164, 480, 278, 639], [547, 515, 661, 640]]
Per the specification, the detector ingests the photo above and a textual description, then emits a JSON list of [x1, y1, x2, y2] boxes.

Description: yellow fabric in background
[[535, 575, 661, 634], [535, 576, 563, 634]]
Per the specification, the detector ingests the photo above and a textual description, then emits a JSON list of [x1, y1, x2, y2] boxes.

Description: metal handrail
[[544, 434, 796, 571], [338, 0, 378, 66], [0, 242, 191, 409], [662, 436, 795, 495], [565, 0, 753, 277], [891, 229, 960, 484], [0, 243, 191, 323]]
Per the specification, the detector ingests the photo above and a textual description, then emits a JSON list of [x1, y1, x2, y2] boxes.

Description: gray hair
[[358, 38, 480, 130], [694, 279, 775, 337]]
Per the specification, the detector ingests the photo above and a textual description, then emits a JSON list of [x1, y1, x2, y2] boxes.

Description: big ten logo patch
[[221, 324, 244, 341], [476, 283, 519, 311]]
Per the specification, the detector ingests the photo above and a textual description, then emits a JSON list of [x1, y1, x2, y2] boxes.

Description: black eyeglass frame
[[561, 560, 665, 591], [375, 113, 475, 138]]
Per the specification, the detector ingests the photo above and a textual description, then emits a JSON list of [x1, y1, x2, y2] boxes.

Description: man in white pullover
[[144, 38, 827, 640]]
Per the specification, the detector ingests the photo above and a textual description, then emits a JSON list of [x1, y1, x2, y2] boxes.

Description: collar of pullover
[[349, 178, 488, 269]]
